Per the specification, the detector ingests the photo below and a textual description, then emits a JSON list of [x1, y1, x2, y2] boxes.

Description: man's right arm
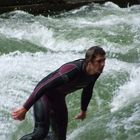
[[12, 63, 80, 121]]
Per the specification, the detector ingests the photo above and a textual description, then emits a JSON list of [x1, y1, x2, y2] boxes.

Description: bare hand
[[75, 111, 86, 120], [12, 107, 27, 121]]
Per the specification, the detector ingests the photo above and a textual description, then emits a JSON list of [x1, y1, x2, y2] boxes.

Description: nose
[[101, 61, 105, 67]]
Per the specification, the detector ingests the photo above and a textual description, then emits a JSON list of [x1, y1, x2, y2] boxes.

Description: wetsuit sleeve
[[81, 74, 100, 111], [23, 64, 79, 110]]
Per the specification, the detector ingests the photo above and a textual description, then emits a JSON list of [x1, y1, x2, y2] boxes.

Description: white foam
[[104, 2, 120, 9], [0, 20, 55, 47], [111, 65, 140, 112], [67, 125, 86, 140], [0, 16, 96, 52], [0, 8, 140, 53], [65, 8, 140, 30], [103, 58, 133, 74], [107, 104, 140, 137]]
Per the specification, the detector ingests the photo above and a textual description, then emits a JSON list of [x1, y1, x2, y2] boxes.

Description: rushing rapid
[[0, 2, 140, 140]]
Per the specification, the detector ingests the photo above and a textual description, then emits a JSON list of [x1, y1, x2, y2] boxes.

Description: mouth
[[98, 68, 104, 73]]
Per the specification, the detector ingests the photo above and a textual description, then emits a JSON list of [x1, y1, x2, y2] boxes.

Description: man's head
[[85, 46, 106, 75]]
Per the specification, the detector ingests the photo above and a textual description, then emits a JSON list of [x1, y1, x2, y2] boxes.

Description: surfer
[[12, 46, 106, 140]]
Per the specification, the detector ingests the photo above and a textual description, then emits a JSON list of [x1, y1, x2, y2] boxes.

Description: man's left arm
[[81, 82, 95, 112], [75, 74, 100, 120]]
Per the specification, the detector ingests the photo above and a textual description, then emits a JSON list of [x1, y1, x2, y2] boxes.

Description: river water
[[0, 2, 140, 140]]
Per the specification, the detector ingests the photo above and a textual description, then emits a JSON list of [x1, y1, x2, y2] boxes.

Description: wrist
[[81, 110, 86, 114], [22, 107, 28, 113]]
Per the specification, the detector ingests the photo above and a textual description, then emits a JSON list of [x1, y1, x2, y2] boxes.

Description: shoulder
[[59, 63, 78, 74], [59, 59, 84, 73]]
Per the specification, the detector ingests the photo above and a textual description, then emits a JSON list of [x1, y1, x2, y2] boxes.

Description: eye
[[96, 59, 105, 63], [97, 60, 102, 63]]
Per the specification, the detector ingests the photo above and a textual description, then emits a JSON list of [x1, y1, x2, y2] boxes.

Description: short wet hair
[[85, 46, 106, 63]]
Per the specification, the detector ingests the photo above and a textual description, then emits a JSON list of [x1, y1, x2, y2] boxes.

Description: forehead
[[94, 54, 106, 60]]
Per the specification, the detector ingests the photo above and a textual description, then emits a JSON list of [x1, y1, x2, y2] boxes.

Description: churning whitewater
[[0, 2, 140, 140]]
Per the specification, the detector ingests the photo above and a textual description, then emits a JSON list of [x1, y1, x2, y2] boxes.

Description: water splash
[[111, 65, 140, 112]]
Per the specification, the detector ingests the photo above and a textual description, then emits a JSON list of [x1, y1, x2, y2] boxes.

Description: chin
[[97, 71, 102, 74]]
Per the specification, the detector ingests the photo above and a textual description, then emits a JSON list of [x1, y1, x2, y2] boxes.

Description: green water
[[0, 2, 140, 140]]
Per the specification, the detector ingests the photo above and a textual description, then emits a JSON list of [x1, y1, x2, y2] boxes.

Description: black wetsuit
[[20, 59, 100, 140]]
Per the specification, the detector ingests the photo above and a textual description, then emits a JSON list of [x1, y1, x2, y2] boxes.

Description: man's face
[[87, 54, 106, 75]]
